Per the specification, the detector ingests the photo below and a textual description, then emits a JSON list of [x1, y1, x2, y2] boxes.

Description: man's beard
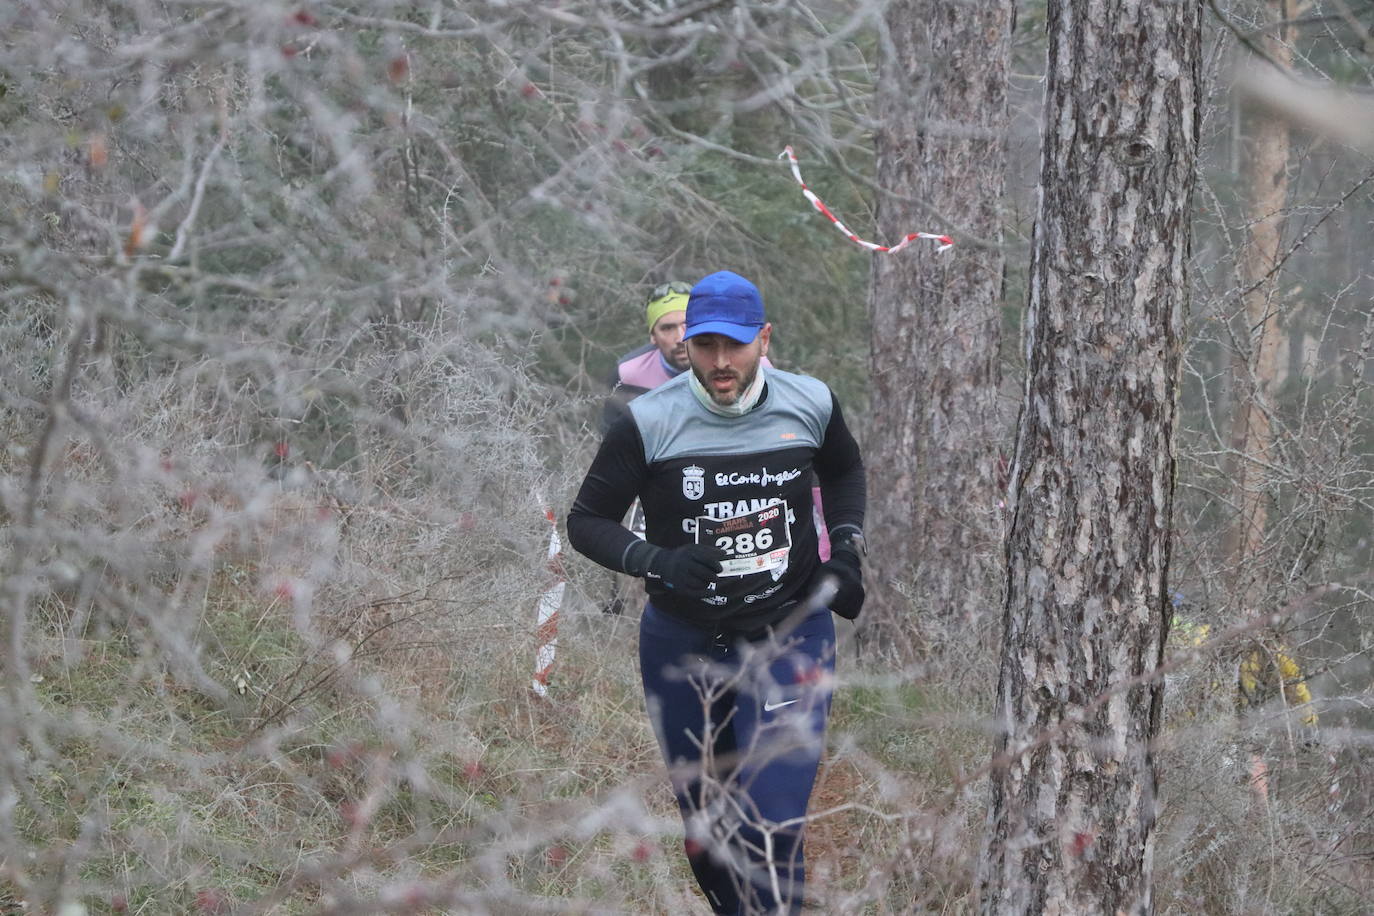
[[693, 361, 758, 406]]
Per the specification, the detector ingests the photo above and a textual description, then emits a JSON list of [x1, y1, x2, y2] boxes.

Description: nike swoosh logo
[[763, 699, 799, 712]]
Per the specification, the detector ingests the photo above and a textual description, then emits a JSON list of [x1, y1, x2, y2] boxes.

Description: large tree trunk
[[864, 0, 1014, 662], [1223, 0, 1294, 613], [977, 0, 1201, 910]]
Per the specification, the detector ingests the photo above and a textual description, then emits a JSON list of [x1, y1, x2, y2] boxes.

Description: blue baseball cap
[[684, 271, 766, 344]]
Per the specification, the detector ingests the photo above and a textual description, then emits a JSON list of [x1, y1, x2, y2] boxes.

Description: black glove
[[626, 542, 726, 598], [811, 537, 865, 620]]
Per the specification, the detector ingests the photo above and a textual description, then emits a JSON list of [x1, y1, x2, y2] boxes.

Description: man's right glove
[[810, 536, 865, 620], [626, 542, 726, 598]]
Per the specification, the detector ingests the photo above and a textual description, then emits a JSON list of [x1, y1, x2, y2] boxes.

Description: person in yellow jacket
[[1237, 639, 1319, 728], [1170, 596, 1319, 803]]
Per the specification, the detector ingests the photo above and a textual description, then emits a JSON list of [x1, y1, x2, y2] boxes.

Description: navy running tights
[[638, 602, 836, 915]]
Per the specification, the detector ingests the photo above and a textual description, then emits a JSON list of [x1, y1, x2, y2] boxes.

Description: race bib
[[696, 502, 792, 577]]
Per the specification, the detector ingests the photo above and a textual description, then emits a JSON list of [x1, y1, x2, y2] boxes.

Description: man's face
[[687, 324, 772, 406], [650, 310, 688, 370]]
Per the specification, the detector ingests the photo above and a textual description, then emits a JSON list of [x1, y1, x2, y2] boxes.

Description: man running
[[596, 281, 692, 613], [598, 280, 788, 614], [568, 270, 867, 914], [601, 280, 693, 433]]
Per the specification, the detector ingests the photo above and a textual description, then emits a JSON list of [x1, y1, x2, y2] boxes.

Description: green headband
[[646, 292, 689, 331]]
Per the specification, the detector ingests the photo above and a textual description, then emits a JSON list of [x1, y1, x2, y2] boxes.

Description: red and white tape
[[779, 146, 953, 254], [532, 505, 565, 697]]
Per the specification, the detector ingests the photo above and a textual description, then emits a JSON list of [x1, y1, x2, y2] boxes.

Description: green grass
[[9, 569, 704, 912], [17, 570, 1369, 915]]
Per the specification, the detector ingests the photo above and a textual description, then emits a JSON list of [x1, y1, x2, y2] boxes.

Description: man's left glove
[[810, 535, 865, 620]]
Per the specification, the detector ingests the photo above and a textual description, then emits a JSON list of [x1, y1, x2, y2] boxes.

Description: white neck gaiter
[[689, 365, 766, 418]]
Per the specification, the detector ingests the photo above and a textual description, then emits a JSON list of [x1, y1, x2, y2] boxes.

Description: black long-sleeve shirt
[[568, 368, 865, 633]]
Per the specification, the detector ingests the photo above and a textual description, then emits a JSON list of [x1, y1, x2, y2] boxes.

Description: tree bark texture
[[865, 0, 1014, 660], [1223, 0, 1293, 613], [977, 0, 1201, 912]]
